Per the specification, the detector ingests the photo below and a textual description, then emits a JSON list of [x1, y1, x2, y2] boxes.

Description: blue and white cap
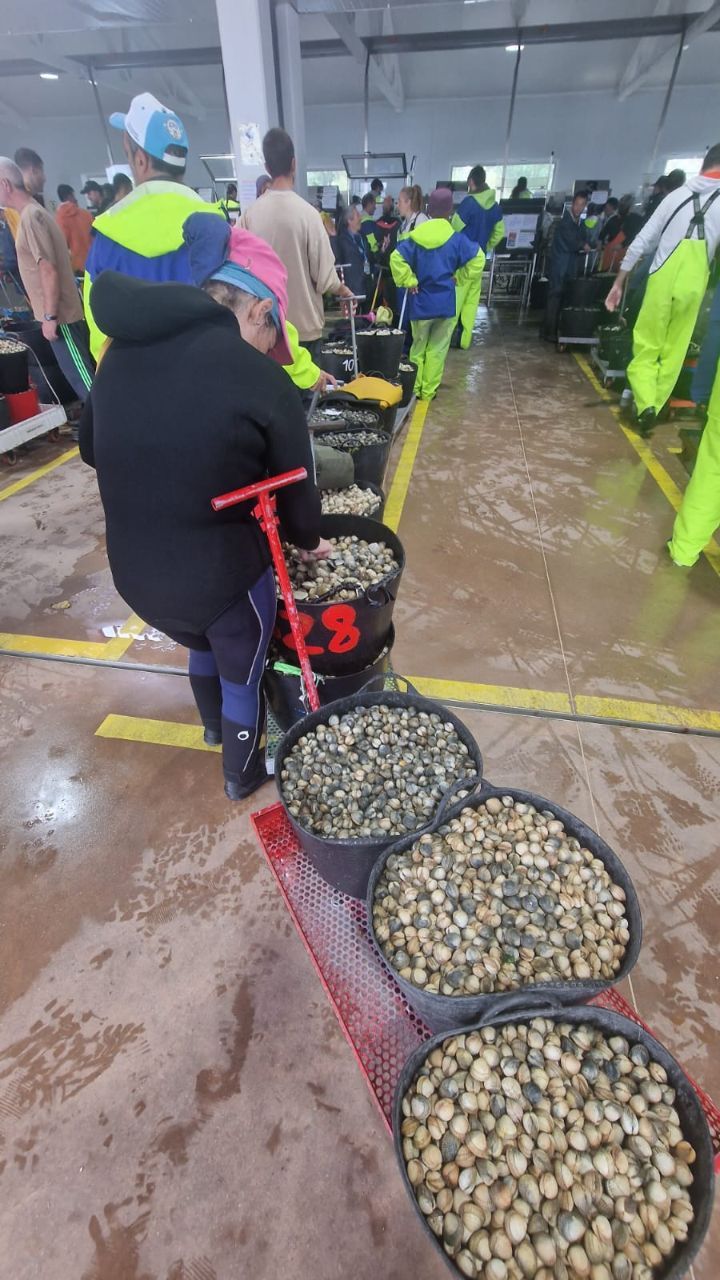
[[109, 92, 188, 167]]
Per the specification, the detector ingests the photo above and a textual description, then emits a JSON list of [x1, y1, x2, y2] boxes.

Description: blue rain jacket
[[389, 218, 483, 321]]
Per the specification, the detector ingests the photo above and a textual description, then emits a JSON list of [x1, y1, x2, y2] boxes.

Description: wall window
[[307, 169, 349, 200], [451, 161, 555, 199], [665, 156, 703, 177]]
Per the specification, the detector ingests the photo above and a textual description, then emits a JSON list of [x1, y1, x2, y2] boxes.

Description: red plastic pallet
[[252, 801, 720, 1169]]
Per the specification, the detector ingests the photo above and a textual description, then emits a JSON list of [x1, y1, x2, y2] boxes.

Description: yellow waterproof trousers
[[627, 241, 709, 416], [668, 368, 720, 566], [409, 318, 457, 400], [455, 274, 483, 350]]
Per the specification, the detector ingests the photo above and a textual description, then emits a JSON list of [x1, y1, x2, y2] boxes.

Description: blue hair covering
[[182, 210, 280, 330]]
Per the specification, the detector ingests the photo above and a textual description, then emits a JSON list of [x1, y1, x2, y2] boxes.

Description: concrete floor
[[0, 312, 718, 1279]]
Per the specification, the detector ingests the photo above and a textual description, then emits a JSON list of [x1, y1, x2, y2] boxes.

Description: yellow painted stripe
[[95, 714, 220, 752], [101, 614, 148, 659], [0, 631, 112, 658], [409, 674, 572, 714], [383, 399, 429, 532], [0, 613, 148, 661], [574, 355, 720, 577], [574, 695, 720, 732], [0, 446, 79, 502]]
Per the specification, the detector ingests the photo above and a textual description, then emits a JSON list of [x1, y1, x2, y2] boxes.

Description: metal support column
[[500, 39, 523, 199], [363, 48, 370, 175], [275, 0, 307, 198], [87, 64, 115, 167], [648, 31, 685, 177]]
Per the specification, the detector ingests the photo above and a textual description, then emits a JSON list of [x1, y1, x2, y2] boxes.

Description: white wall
[[2, 110, 231, 204], [305, 84, 716, 197]]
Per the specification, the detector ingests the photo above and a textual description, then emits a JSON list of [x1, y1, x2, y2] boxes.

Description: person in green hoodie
[[451, 166, 505, 349], [390, 187, 483, 400]]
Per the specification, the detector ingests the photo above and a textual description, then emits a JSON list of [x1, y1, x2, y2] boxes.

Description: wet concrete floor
[[0, 311, 718, 1278]]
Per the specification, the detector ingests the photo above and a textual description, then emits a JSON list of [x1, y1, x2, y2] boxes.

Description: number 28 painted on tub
[[277, 603, 361, 656]]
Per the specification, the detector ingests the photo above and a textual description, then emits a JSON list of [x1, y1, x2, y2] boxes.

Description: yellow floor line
[[95, 714, 220, 752], [574, 695, 720, 732], [383, 399, 430, 532], [0, 613, 147, 661], [409, 675, 572, 714], [94, 688, 720, 753], [575, 354, 720, 577], [0, 446, 79, 502]]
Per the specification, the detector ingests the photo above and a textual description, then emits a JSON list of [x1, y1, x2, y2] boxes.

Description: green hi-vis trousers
[[668, 368, 720, 566], [455, 253, 486, 350], [627, 240, 709, 416], [409, 317, 457, 400]]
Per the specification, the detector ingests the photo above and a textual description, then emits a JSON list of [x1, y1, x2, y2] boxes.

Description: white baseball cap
[[110, 92, 188, 167]]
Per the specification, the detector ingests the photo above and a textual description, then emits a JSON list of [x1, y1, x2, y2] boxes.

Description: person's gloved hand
[[299, 537, 333, 562]]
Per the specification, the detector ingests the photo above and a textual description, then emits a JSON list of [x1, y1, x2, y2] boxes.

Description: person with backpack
[[605, 145, 720, 435], [389, 187, 483, 401]]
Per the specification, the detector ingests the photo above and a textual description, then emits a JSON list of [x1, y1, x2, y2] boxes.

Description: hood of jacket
[[406, 217, 455, 249], [687, 174, 720, 195], [89, 270, 235, 344], [91, 180, 217, 257], [471, 188, 499, 209]]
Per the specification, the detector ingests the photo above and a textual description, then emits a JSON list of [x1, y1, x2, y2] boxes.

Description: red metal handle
[[212, 468, 308, 512], [210, 468, 320, 713]]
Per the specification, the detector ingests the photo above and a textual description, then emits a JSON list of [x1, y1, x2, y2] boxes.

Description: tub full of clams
[[321, 482, 385, 520], [395, 1002, 714, 1280], [310, 399, 389, 436], [275, 690, 483, 898], [277, 514, 404, 675], [368, 784, 642, 1032]]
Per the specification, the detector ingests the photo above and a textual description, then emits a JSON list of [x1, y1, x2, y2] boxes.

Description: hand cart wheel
[[1, 450, 18, 467]]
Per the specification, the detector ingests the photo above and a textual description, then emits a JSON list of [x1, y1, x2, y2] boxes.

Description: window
[[665, 156, 703, 177], [307, 169, 349, 200], [451, 160, 555, 199]]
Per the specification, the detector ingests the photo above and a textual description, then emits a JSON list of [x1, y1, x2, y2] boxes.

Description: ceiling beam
[[617, 0, 673, 97], [325, 11, 403, 112], [301, 13, 720, 58], [619, 0, 720, 99]]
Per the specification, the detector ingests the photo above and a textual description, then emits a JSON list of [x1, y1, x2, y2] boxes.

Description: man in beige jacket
[[243, 128, 352, 354]]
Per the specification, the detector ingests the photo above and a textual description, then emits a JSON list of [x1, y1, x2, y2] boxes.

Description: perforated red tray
[[252, 801, 720, 1168]]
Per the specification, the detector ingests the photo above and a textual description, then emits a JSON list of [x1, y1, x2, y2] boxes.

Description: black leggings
[[163, 568, 276, 784]]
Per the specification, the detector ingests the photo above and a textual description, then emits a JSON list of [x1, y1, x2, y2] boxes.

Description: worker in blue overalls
[[451, 166, 505, 348]]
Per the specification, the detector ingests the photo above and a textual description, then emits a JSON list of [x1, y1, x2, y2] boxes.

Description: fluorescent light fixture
[[40, 72, 59, 80], [505, 43, 525, 52]]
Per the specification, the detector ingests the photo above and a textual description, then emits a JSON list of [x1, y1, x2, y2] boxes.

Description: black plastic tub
[[397, 361, 417, 407], [598, 320, 633, 368], [0, 339, 29, 394], [0, 394, 10, 431], [565, 274, 615, 307], [275, 514, 404, 676], [315, 429, 392, 490], [265, 625, 394, 731], [317, 343, 356, 381], [393, 1000, 715, 1280], [356, 329, 405, 380], [2, 320, 76, 403], [558, 305, 604, 339], [367, 781, 643, 1033], [274, 690, 484, 899]]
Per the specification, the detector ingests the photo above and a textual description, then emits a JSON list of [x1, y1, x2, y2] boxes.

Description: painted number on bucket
[[342, 358, 355, 373], [277, 604, 360, 656]]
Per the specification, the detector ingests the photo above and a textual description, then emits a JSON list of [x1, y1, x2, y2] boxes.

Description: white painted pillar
[[275, 0, 308, 200], [215, 0, 279, 207]]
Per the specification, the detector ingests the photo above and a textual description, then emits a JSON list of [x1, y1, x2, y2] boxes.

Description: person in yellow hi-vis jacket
[[451, 165, 505, 349], [390, 188, 484, 401], [667, 362, 720, 566], [605, 144, 720, 436]]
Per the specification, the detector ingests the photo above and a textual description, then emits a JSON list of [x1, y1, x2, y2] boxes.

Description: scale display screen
[[342, 152, 408, 180]]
